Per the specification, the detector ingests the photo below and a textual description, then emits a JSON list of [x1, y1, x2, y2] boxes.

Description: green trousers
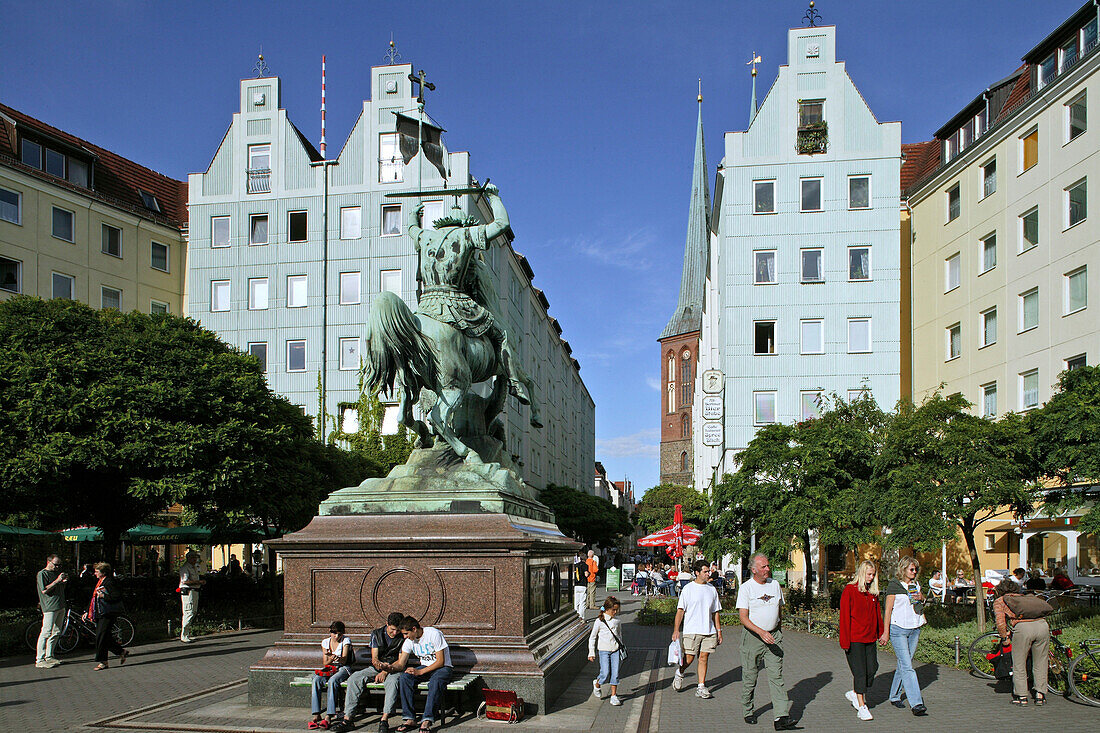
[[741, 628, 789, 719]]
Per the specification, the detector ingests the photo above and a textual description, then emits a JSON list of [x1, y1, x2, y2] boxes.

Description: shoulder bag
[[600, 617, 628, 661]]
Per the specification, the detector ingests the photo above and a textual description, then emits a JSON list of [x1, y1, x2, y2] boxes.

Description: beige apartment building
[[0, 102, 187, 312]]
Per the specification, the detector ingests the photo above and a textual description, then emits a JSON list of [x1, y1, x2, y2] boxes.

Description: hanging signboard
[[702, 421, 723, 446], [701, 395, 723, 420], [701, 369, 724, 394]]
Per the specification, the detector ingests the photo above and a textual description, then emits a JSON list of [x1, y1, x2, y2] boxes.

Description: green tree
[[873, 393, 1038, 631], [632, 483, 709, 536], [539, 484, 633, 548], [1030, 365, 1100, 535]]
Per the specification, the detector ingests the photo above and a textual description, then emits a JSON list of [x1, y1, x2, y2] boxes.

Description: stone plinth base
[[249, 512, 586, 714]]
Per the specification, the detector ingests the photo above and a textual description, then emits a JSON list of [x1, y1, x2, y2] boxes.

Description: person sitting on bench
[[330, 611, 406, 733], [309, 621, 354, 729], [392, 616, 454, 733]]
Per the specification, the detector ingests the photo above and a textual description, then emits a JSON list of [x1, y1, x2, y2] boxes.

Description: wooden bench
[[289, 672, 480, 725]]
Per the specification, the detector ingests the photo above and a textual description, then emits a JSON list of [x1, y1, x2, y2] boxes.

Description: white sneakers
[[672, 671, 685, 690], [609, 695, 622, 706], [695, 684, 712, 699], [592, 679, 603, 698], [35, 659, 60, 669], [845, 690, 859, 709], [857, 705, 873, 721]]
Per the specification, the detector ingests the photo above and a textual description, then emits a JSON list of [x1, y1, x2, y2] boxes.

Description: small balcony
[[796, 122, 828, 155], [247, 168, 271, 194]]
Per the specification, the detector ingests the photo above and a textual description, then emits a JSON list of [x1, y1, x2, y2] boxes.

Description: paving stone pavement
[[2, 599, 1097, 732]]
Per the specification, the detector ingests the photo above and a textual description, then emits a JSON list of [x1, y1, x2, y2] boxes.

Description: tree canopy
[[632, 483, 709, 536], [539, 483, 633, 548]]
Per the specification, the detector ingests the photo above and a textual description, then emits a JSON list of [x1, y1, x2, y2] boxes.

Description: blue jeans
[[399, 665, 453, 723], [311, 666, 352, 715], [597, 650, 621, 686], [889, 625, 924, 707]]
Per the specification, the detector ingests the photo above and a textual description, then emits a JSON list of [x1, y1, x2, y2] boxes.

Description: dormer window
[[21, 139, 42, 168], [139, 189, 160, 212], [1039, 52, 1057, 88], [19, 137, 91, 188]]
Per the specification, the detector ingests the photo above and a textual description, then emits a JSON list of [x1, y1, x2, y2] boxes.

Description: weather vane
[[253, 46, 270, 78], [384, 34, 402, 65], [803, 1, 821, 28], [747, 51, 762, 76]]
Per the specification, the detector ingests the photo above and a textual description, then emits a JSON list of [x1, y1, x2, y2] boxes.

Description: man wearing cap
[[178, 551, 205, 643]]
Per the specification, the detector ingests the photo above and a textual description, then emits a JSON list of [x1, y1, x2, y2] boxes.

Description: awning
[[0, 522, 56, 537]]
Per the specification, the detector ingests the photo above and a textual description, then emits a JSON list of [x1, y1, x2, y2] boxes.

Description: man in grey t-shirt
[[35, 554, 68, 668]]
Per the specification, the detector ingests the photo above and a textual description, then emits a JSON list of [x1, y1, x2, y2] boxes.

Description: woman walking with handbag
[[993, 578, 1052, 706], [839, 560, 883, 721], [588, 596, 625, 706], [87, 562, 128, 671], [880, 556, 928, 715]]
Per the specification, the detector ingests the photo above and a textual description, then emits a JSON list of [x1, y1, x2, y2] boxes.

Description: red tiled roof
[[0, 101, 188, 228], [901, 141, 941, 197]]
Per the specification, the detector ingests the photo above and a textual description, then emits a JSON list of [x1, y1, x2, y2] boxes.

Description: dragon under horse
[[361, 183, 541, 466]]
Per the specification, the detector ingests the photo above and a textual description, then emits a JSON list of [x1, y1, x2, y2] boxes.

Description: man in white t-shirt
[[737, 554, 795, 730], [393, 616, 453, 731], [671, 559, 722, 699], [178, 551, 205, 643]]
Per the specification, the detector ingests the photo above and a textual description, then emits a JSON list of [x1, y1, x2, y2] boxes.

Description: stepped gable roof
[[901, 141, 941, 195], [0, 101, 187, 227], [660, 101, 710, 341]]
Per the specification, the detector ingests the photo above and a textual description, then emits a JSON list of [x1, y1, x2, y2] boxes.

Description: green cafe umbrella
[[0, 522, 56, 536], [59, 526, 103, 542]]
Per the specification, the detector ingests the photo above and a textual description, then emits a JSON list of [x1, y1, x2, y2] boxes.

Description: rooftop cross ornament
[[408, 69, 435, 105], [253, 47, 270, 78], [384, 34, 402, 65], [803, 0, 821, 28]]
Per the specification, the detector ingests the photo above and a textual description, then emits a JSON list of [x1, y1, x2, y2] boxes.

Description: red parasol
[[637, 504, 700, 558]]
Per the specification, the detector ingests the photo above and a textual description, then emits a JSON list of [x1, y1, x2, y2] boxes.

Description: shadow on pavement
[[789, 669, 833, 719]]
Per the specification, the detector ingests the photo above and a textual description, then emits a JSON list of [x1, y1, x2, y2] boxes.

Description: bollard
[[168, 619, 173, 637], [954, 635, 961, 665], [238, 618, 242, 631], [806, 611, 811, 631]]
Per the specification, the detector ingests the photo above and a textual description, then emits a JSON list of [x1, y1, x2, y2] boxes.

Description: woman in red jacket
[[839, 560, 884, 721]]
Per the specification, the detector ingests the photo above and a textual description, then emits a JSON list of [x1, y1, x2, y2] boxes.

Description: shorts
[[682, 633, 718, 655]]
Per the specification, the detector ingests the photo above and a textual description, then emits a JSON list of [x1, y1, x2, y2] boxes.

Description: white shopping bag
[[667, 640, 682, 666]]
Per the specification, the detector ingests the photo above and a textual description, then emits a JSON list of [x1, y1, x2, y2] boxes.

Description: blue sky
[[0, 0, 1085, 495]]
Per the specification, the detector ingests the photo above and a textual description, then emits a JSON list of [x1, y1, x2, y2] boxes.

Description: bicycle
[[1067, 638, 1100, 706], [24, 605, 136, 655]]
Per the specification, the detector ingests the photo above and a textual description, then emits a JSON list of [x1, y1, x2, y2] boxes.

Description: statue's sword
[[382, 179, 490, 199]]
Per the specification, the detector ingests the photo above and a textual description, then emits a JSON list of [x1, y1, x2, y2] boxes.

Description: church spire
[[747, 52, 762, 125], [660, 86, 710, 341]]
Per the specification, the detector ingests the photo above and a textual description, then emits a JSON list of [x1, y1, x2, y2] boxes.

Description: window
[[1066, 353, 1087, 371], [848, 389, 869, 403], [1068, 93, 1086, 141], [945, 253, 961, 292], [249, 214, 268, 245], [423, 200, 445, 224], [21, 139, 42, 168], [1067, 178, 1087, 228], [980, 307, 997, 347], [286, 340, 307, 372], [980, 233, 996, 274], [1061, 35, 1080, 71], [340, 206, 361, 239], [1020, 369, 1039, 410], [1021, 128, 1038, 172], [101, 286, 121, 310], [340, 272, 361, 305], [381, 269, 401, 295], [754, 251, 776, 284], [0, 187, 21, 224], [680, 451, 689, 472], [848, 176, 870, 209], [247, 144, 271, 193], [381, 204, 401, 236], [801, 249, 823, 282], [848, 318, 871, 353], [0, 257, 20, 293], [848, 247, 870, 281], [680, 352, 693, 405], [51, 272, 74, 300], [339, 337, 360, 370], [1019, 288, 1039, 332], [52, 207, 74, 242], [798, 100, 824, 126], [946, 183, 960, 222], [68, 158, 88, 187], [211, 280, 230, 311], [981, 158, 996, 198], [341, 406, 360, 434], [667, 353, 674, 380], [288, 211, 308, 242], [248, 342, 267, 373], [248, 277, 269, 310], [754, 321, 776, 355], [947, 323, 961, 360], [45, 148, 65, 178], [1020, 208, 1039, 252], [100, 225, 122, 257], [150, 242, 169, 272], [138, 189, 160, 212], [212, 216, 231, 248], [800, 391, 823, 421], [1065, 267, 1087, 314], [753, 391, 777, 425], [150, 300, 169, 315], [287, 275, 307, 308], [801, 178, 822, 211], [680, 413, 690, 439], [1086, 17, 1099, 51], [754, 180, 775, 213], [379, 133, 403, 182], [982, 382, 997, 418], [800, 319, 824, 354]]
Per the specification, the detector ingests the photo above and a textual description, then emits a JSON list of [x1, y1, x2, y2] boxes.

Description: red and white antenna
[[319, 54, 327, 158]]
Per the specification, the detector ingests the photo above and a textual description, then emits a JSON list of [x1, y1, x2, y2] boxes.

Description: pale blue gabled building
[[186, 63, 594, 493], [695, 24, 902, 505]]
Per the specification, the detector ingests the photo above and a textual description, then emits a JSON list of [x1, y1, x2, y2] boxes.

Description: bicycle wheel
[[111, 616, 135, 647], [56, 623, 80, 654], [24, 620, 42, 651], [1047, 647, 1069, 694], [968, 630, 1001, 679], [1068, 653, 1100, 707]]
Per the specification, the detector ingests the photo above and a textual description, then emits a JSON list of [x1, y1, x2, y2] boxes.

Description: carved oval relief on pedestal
[[368, 568, 431, 622]]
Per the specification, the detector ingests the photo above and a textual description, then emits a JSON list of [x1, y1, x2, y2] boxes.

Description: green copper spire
[[748, 52, 762, 126], [660, 88, 710, 340]]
